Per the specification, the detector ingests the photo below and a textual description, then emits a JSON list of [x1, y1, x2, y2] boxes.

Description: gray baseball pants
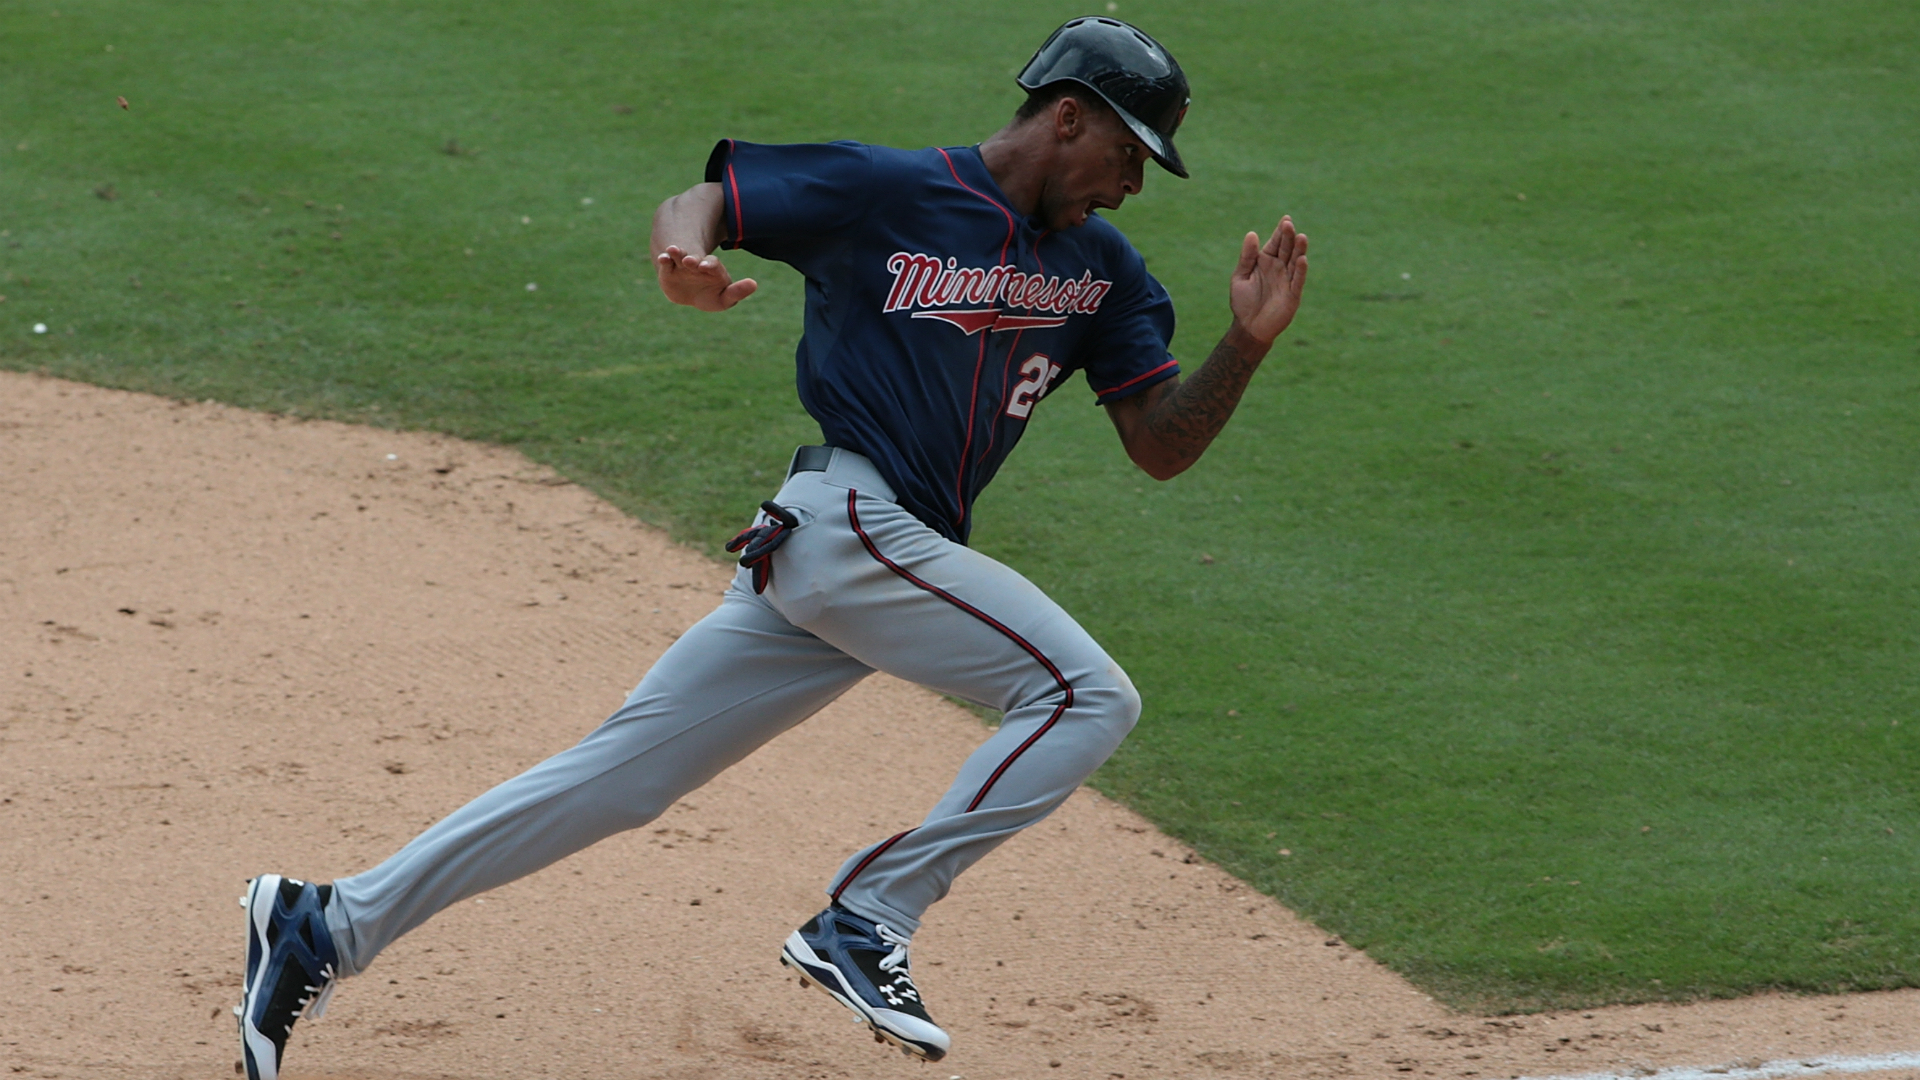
[[323, 447, 1140, 977]]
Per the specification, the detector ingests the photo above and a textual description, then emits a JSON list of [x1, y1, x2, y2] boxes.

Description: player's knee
[[1112, 673, 1142, 735], [1085, 665, 1141, 747]]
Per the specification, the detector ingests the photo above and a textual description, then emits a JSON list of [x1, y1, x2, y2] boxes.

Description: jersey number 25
[[1005, 354, 1063, 420]]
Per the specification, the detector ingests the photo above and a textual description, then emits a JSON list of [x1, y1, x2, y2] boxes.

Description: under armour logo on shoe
[[880, 974, 921, 1005]]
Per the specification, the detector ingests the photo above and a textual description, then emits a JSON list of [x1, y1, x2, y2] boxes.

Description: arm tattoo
[[1141, 332, 1267, 466]]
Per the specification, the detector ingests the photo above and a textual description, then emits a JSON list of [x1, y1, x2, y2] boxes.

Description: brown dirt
[[3, 370, 1917, 1080]]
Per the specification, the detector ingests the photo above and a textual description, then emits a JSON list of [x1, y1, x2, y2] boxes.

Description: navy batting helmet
[[1017, 17, 1191, 178]]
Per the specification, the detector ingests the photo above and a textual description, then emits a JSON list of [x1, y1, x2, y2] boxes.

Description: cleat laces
[[875, 923, 913, 973], [300, 963, 339, 1021], [873, 923, 922, 1004]]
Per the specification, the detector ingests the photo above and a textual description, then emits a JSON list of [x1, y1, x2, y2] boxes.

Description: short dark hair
[[1014, 81, 1113, 123]]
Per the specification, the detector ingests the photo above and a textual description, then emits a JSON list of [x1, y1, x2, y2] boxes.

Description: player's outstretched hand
[[1227, 215, 1308, 345], [655, 245, 758, 311]]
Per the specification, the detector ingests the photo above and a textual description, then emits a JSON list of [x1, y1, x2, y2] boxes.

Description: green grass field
[[5, 1, 1917, 1011]]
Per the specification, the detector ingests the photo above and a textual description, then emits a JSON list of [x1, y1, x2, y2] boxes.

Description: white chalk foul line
[[1522, 1052, 1920, 1080]]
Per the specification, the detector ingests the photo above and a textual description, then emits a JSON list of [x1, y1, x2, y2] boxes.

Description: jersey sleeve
[[1078, 239, 1180, 405], [704, 139, 878, 261]]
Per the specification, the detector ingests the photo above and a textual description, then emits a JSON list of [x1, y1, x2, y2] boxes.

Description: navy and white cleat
[[236, 874, 339, 1080], [780, 904, 951, 1062]]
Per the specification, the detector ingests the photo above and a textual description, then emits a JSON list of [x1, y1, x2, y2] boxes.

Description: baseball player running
[[237, 17, 1306, 1078]]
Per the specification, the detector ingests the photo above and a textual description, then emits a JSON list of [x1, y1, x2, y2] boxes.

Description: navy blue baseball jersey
[[706, 139, 1180, 544]]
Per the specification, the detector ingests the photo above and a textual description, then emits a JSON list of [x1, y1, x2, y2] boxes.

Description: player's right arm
[[651, 182, 758, 311]]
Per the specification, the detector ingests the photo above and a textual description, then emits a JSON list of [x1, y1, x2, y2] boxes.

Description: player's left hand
[[1227, 215, 1308, 345]]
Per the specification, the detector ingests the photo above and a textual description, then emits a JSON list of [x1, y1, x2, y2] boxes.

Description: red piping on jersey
[[976, 339, 1020, 465], [953, 332, 990, 536], [846, 490, 1073, 810], [936, 147, 1018, 536], [975, 313, 1037, 470], [1096, 358, 1179, 401], [936, 147, 1016, 265], [972, 230, 1052, 476], [725, 168, 744, 244], [972, 322, 1020, 470]]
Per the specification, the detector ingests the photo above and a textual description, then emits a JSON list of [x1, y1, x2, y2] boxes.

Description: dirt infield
[[3, 370, 1916, 1080]]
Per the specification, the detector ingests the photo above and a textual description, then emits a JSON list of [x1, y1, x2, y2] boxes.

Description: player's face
[[1041, 103, 1148, 231]]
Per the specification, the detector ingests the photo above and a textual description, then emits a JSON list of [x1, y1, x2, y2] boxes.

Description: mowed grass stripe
[[3, 0, 1917, 1010]]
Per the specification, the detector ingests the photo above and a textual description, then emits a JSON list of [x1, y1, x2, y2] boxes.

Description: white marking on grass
[[1522, 1051, 1920, 1080]]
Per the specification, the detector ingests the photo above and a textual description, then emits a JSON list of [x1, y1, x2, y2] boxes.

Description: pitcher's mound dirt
[[3, 371, 1915, 1080]]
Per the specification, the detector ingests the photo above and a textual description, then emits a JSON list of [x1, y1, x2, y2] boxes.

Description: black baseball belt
[[787, 443, 835, 478]]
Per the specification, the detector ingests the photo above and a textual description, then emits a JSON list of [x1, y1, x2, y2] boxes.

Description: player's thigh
[[584, 588, 873, 763], [765, 487, 1129, 714]]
